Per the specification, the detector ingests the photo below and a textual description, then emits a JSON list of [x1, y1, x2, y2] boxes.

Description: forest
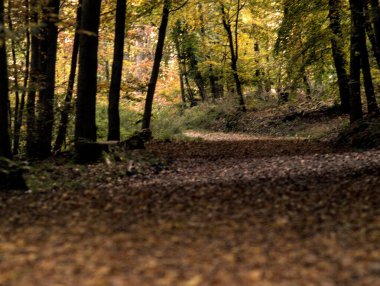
[[0, 0, 380, 285]]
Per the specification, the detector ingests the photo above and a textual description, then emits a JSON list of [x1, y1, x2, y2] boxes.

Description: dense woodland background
[[0, 0, 380, 160]]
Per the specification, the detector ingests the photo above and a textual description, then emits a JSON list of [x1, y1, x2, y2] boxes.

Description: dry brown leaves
[[0, 132, 380, 285]]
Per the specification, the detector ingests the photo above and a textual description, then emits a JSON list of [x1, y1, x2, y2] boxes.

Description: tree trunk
[[26, 0, 39, 157], [179, 73, 186, 109], [221, 4, 246, 112], [209, 71, 218, 101], [183, 65, 197, 107], [0, 0, 11, 159], [142, 0, 170, 132], [351, 0, 379, 114], [75, 0, 101, 155], [193, 67, 207, 101], [349, 0, 364, 123], [34, 0, 60, 158], [107, 0, 126, 141], [13, 0, 31, 155], [173, 32, 187, 109], [7, 0, 20, 143], [54, 0, 82, 152], [370, 0, 380, 47], [328, 0, 350, 113], [364, 2, 380, 68]]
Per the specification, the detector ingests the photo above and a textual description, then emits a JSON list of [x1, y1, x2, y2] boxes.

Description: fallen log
[[75, 132, 146, 163]]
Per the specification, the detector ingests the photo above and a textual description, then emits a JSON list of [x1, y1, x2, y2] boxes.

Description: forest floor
[[1, 111, 380, 285]]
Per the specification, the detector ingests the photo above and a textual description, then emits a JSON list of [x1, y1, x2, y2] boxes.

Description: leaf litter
[[0, 131, 380, 285]]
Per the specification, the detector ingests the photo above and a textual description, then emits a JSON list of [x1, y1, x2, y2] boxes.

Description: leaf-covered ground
[[1, 131, 380, 286]]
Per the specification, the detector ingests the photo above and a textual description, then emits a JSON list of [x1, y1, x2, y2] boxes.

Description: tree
[[363, 1, 380, 68], [7, 0, 21, 148], [220, 1, 246, 112], [370, 0, 380, 47], [74, 0, 102, 154], [33, 0, 60, 158], [26, 0, 39, 156], [349, 0, 364, 122], [349, 0, 378, 119], [171, 19, 205, 107], [108, 0, 127, 141], [328, 0, 350, 113], [54, 0, 82, 152], [141, 0, 171, 133], [12, 0, 31, 155], [0, 0, 11, 159]]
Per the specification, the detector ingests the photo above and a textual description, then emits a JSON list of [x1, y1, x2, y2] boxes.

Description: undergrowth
[[94, 98, 349, 143]]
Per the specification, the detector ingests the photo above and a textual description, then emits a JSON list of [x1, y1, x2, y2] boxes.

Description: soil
[[1, 131, 380, 286]]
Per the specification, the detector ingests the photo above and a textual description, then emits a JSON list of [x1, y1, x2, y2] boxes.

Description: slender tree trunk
[[209, 71, 218, 101], [254, 42, 265, 97], [221, 4, 246, 112], [34, 0, 60, 158], [107, 0, 127, 141], [26, 0, 39, 157], [364, 1, 380, 68], [370, 0, 380, 47], [328, 0, 350, 113], [183, 64, 197, 107], [75, 0, 101, 151], [198, 2, 220, 101], [349, 0, 364, 122], [302, 72, 312, 96], [351, 0, 379, 114], [13, 0, 31, 155], [142, 0, 170, 132], [105, 60, 110, 82], [7, 0, 20, 143], [192, 64, 207, 101], [0, 0, 11, 158], [173, 32, 187, 109], [54, 0, 82, 152], [179, 73, 186, 109]]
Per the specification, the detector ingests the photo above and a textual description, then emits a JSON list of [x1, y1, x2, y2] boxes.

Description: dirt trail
[[1, 132, 380, 286]]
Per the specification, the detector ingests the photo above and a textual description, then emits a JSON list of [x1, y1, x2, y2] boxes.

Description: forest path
[[1, 132, 380, 286]]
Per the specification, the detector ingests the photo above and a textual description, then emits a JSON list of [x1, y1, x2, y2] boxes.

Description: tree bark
[[34, 0, 60, 158], [349, 0, 364, 122], [221, 4, 246, 112], [0, 0, 11, 158], [107, 0, 127, 141], [75, 0, 101, 153], [173, 30, 187, 109], [26, 0, 39, 157], [328, 0, 350, 113], [7, 0, 20, 142], [351, 0, 379, 114], [54, 0, 82, 152], [183, 64, 197, 107], [142, 0, 170, 132], [370, 0, 380, 47], [364, 1, 380, 68], [13, 0, 31, 155]]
